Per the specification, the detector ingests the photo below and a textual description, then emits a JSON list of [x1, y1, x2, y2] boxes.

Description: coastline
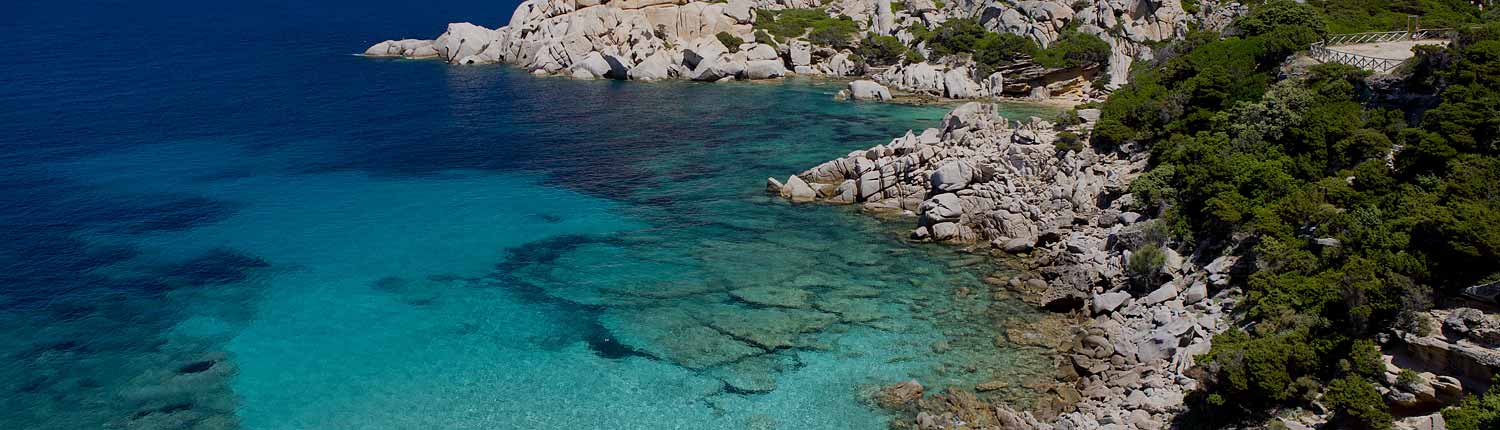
[[768, 100, 1233, 429]]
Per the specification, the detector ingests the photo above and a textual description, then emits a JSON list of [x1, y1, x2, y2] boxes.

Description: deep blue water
[[1, 2, 1062, 429]]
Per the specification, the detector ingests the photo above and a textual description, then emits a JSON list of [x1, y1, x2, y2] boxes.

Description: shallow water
[[1, 1, 1062, 429]]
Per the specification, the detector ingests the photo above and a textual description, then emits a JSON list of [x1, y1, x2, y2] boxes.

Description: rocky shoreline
[[769, 101, 1244, 429], [360, 0, 1243, 101]]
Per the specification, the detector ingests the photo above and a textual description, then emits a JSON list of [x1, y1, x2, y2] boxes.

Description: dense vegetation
[[855, 34, 910, 66], [752, 8, 859, 47], [914, 18, 1110, 74], [1306, 0, 1490, 33], [1092, 0, 1497, 428], [1445, 384, 1500, 430]]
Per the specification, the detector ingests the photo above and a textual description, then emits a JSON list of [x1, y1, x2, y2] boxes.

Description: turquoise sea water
[[2, 2, 1062, 429]]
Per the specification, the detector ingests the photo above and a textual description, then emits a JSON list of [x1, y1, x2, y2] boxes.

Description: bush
[[855, 34, 908, 66], [1325, 376, 1393, 430], [1035, 29, 1111, 69], [1127, 244, 1167, 284], [904, 49, 926, 64], [717, 32, 745, 53], [1182, 0, 1201, 15], [921, 18, 1040, 74], [1053, 110, 1084, 129], [753, 8, 858, 48], [1054, 131, 1084, 153], [1445, 384, 1500, 430], [809, 26, 853, 49]]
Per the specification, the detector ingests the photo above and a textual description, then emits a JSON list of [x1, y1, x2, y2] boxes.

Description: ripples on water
[[1, 1, 1066, 428]]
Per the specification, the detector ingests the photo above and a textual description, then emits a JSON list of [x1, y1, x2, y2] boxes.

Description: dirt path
[[1332, 39, 1449, 60]]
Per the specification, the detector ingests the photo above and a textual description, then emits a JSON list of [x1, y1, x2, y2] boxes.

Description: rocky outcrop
[[1393, 307, 1500, 393], [875, 60, 1101, 100], [363, 39, 439, 58]]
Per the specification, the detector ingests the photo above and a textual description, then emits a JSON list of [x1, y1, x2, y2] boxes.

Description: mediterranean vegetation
[[1305, 0, 1492, 33], [1089, 0, 1498, 427], [752, 8, 859, 46], [914, 18, 1111, 74]]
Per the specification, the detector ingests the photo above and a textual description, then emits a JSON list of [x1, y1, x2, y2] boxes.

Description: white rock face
[[725, 0, 755, 24], [942, 67, 983, 99], [628, 51, 675, 80], [780, 175, 816, 202], [569, 51, 615, 79], [745, 60, 787, 79], [985, 72, 1005, 97], [434, 22, 499, 64], [744, 44, 779, 61], [874, 0, 896, 35], [364, 39, 439, 58], [848, 80, 892, 101], [929, 160, 976, 192], [877, 62, 945, 95], [789, 40, 812, 67], [822, 52, 859, 76]]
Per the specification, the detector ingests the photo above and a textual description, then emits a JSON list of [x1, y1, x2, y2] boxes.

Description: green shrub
[[1053, 110, 1084, 129], [904, 49, 926, 64], [1034, 29, 1111, 69], [1127, 244, 1167, 284], [1395, 369, 1421, 388], [1054, 131, 1084, 153], [716, 32, 745, 53], [809, 26, 852, 49], [1445, 384, 1500, 430], [1182, 0, 1201, 15], [855, 34, 908, 66], [919, 18, 1042, 74], [1325, 376, 1393, 430]]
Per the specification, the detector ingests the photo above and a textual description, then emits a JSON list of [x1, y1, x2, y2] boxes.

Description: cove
[[0, 3, 1063, 428]]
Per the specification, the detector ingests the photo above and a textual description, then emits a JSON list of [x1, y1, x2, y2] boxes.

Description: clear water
[[1, 1, 1062, 429]]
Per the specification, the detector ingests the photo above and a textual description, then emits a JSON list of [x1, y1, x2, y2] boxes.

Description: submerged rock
[[710, 355, 785, 393], [730, 286, 813, 309], [601, 307, 764, 369], [875, 380, 924, 409], [698, 305, 837, 350]]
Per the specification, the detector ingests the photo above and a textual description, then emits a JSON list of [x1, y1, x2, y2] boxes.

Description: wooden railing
[[1308, 29, 1451, 73]]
